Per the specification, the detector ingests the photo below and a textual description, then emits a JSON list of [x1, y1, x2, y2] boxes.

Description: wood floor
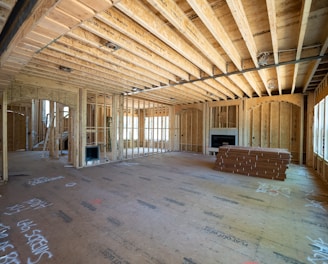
[[0, 151, 327, 264]]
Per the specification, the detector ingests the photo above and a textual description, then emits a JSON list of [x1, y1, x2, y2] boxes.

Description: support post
[[2, 89, 8, 182], [79, 88, 87, 167], [49, 101, 55, 157], [118, 95, 124, 160], [203, 102, 208, 155], [30, 99, 36, 149], [54, 103, 60, 159], [306, 92, 314, 166], [300, 95, 304, 165], [111, 95, 118, 161]]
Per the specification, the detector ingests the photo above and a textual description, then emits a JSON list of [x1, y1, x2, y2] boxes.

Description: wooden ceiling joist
[[186, 0, 242, 71], [81, 18, 189, 81], [115, 0, 213, 77], [66, 27, 175, 83], [291, 0, 312, 94], [146, 0, 226, 74], [96, 7, 201, 79], [0, 0, 327, 104]]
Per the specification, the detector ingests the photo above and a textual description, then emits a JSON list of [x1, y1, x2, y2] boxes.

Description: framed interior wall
[[85, 92, 171, 164], [86, 92, 112, 163], [244, 94, 304, 164], [178, 108, 203, 152], [121, 97, 170, 160]]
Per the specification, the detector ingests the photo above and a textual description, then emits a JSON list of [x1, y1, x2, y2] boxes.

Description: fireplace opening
[[211, 135, 235, 148]]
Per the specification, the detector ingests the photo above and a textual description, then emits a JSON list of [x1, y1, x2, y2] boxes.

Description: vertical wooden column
[[140, 101, 145, 154], [54, 103, 60, 159], [59, 104, 65, 156], [137, 99, 141, 156], [111, 95, 118, 161], [148, 101, 152, 153], [131, 97, 135, 158], [306, 92, 314, 166], [78, 88, 87, 167], [25, 107, 29, 150], [124, 96, 128, 158], [68, 108, 73, 164], [103, 93, 107, 161], [202, 102, 208, 154], [118, 95, 124, 160], [30, 99, 36, 150], [95, 93, 98, 145], [243, 99, 248, 146], [239, 101, 244, 146], [299, 95, 304, 165], [49, 101, 55, 157], [2, 89, 8, 182]]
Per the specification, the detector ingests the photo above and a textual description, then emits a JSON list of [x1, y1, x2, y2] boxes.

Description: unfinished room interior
[[0, 0, 328, 263]]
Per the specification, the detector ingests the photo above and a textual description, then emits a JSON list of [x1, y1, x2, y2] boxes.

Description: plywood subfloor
[[0, 151, 327, 264]]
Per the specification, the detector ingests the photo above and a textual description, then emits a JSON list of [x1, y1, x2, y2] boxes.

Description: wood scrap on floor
[[214, 145, 291, 181]]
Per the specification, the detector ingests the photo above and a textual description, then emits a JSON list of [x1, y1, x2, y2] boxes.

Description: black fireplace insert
[[211, 135, 235, 148]]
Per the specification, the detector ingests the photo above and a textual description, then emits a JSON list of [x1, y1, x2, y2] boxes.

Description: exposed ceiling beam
[[146, 0, 226, 74], [65, 28, 171, 84], [265, 0, 279, 96], [96, 8, 201, 79], [81, 18, 189, 81], [227, 0, 274, 97], [114, 0, 212, 77], [291, 0, 312, 94], [49, 37, 168, 87], [302, 20, 328, 93], [226, 0, 258, 67], [191, 82, 227, 100], [186, 0, 242, 71]]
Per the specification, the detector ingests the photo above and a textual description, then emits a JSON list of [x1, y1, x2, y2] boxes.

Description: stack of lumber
[[214, 146, 291, 181]]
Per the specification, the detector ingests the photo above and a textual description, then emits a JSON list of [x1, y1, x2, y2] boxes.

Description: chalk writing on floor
[[17, 219, 53, 264], [305, 199, 327, 212], [256, 182, 291, 198], [307, 236, 328, 264], [3, 198, 53, 216], [0, 222, 21, 264], [28, 176, 64, 186]]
